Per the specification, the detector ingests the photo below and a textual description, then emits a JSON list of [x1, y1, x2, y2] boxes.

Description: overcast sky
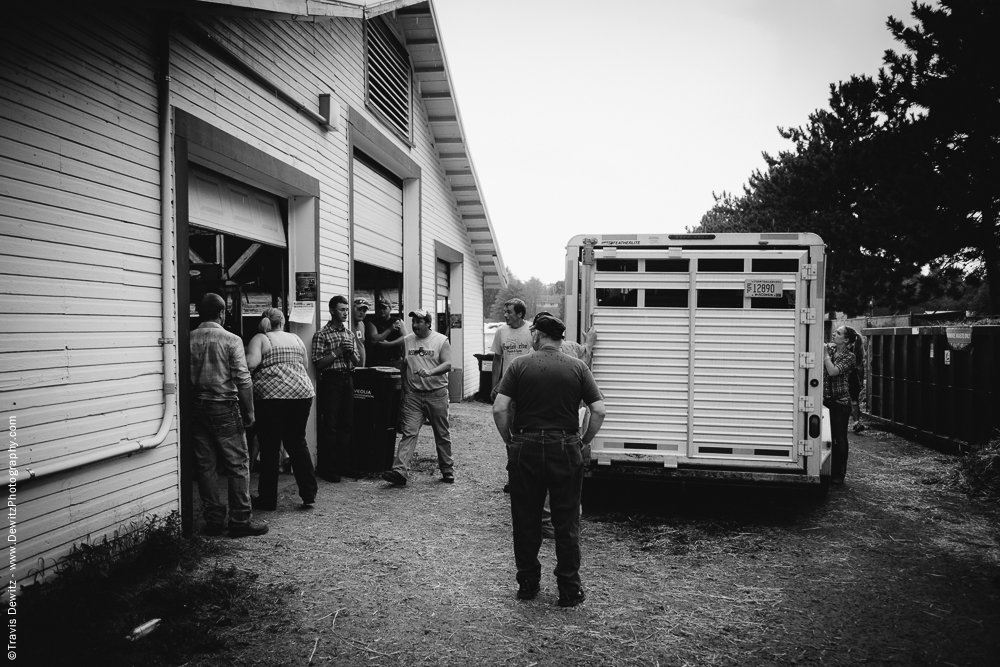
[[430, 0, 922, 284]]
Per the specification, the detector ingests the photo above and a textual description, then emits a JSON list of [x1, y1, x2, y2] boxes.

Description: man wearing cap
[[190, 293, 269, 537], [312, 295, 362, 482], [365, 298, 404, 367], [352, 298, 370, 368], [492, 314, 606, 607], [378, 309, 454, 486]]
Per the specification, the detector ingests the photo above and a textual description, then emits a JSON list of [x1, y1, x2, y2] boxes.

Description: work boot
[[228, 520, 269, 538]]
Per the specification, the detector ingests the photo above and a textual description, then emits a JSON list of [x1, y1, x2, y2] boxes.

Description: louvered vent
[[366, 19, 411, 141]]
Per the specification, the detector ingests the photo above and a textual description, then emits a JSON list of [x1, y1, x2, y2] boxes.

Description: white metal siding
[[352, 158, 402, 271], [1, 11, 178, 587], [1, 8, 490, 593]]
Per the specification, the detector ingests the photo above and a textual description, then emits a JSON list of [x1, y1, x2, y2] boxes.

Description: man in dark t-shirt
[[493, 314, 606, 608]]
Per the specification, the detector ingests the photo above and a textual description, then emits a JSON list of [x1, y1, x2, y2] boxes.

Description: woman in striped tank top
[[246, 308, 318, 510]]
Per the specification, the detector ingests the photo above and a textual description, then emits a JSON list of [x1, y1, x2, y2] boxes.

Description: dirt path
[[193, 402, 999, 666]]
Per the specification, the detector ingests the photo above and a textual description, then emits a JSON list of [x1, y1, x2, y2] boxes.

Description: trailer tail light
[[809, 415, 821, 438]]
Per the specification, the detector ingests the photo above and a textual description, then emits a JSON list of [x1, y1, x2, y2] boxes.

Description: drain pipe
[[25, 19, 176, 481]]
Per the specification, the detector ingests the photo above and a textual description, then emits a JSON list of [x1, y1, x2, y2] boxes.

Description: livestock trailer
[[564, 233, 832, 491]]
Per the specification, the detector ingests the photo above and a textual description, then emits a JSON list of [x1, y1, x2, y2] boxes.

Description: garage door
[[188, 167, 286, 247], [353, 153, 403, 272]]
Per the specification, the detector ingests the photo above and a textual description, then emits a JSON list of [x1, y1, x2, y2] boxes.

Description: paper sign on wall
[[289, 301, 315, 324]]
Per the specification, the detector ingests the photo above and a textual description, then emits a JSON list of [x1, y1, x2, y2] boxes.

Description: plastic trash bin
[[473, 353, 494, 402], [351, 367, 402, 473]]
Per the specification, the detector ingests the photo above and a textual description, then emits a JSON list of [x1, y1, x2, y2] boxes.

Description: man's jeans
[[317, 371, 354, 477], [192, 399, 252, 526], [392, 387, 453, 479], [507, 431, 585, 595]]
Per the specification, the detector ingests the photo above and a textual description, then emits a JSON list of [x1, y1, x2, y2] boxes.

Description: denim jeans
[[507, 431, 585, 596], [317, 372, 354, 477], [192, 399, 252, 526], [829, 400, 851, 481], [255, 398, 318, 506], [392, 387, 452, 479]]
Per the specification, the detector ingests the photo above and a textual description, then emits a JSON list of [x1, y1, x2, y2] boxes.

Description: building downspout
[[25, 19, 176, 480]]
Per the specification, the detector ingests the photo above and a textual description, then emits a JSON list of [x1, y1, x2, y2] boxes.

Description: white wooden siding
[[1, 11, 178, 587]]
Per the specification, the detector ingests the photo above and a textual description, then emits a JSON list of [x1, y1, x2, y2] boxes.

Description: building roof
[[193, 0, 508, 287]]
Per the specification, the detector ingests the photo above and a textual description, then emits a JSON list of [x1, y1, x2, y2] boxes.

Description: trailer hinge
[[799, 352, 816, 369], [801, 263, 818, 280], [797, 440, 815, 456], [582, 238, 596, 265], [798, 396, 815, 412], [799, 308, 817, 325]]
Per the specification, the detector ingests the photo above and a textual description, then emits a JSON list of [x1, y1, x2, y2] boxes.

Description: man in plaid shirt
[[312, 295, 361, 482]]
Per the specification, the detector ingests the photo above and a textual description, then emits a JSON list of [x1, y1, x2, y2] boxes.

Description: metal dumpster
[[864, 325, 1000, 449]]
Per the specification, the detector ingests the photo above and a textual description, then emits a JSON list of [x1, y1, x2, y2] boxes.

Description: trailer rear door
[[589, 248, 809, 470]]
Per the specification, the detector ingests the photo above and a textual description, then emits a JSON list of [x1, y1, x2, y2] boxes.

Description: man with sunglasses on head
[[379, 309, 455, 486], [492, 313, 606, 607]]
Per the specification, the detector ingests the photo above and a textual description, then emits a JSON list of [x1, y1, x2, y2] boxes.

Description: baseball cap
[[377, 298, 391, 307], [530, 313, 566, 339], [408, 309, 432, 323], [353, 298, 372, 310]]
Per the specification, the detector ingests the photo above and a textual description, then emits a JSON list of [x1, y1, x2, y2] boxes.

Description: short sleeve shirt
[[491, 323, 533, 376], [496, 348, 602, 431]]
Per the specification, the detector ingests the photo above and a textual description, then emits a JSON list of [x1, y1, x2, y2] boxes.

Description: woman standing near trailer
[[823, 326, 860, 485]]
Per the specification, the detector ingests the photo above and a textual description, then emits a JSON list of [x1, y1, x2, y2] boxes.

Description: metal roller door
[[188, 167, 286, 247], [353, 155, 403, 272]]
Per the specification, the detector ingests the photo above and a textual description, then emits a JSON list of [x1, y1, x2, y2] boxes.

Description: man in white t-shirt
[[378, 309, 454, 486], [490, 298, 532, 401]]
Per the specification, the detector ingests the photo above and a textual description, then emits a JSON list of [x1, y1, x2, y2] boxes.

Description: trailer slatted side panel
[[591, 309, 691, 453], [691, 310, 797, 460]]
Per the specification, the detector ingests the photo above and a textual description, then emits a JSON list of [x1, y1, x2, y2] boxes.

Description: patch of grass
[[21, 511, 295, 667], [952, 435, 1000, 500]]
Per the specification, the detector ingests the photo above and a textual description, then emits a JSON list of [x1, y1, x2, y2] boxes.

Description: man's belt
[[516, 429, 574, 435]]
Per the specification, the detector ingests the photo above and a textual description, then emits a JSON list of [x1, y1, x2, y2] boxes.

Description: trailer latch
[[801, 263, 818, 280], [799, 352, 816, 369], [798, 396, 815, 412], [799, 308, 817, 325], [797, 440, 815, 456]]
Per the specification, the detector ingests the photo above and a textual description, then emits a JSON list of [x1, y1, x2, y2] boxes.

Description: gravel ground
[[186, 401, 999, 666]]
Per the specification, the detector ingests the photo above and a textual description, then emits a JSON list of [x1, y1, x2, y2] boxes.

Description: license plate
[[744, 279, 783, 298]]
